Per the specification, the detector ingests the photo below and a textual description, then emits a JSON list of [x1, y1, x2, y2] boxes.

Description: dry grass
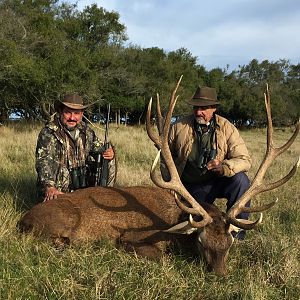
[[0, 122, 299, 300]]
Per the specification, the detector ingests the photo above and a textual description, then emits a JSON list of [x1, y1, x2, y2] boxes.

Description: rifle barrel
[[104, 103, 111, 144], [99, 103, 111, 187]]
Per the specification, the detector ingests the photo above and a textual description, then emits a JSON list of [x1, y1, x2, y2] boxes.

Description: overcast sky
[[75, 0, 300, 70]]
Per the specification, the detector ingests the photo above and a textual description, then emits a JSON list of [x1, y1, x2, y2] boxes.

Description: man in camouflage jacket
[[161, 86, 251, 239], [36, 94, 116, 202]]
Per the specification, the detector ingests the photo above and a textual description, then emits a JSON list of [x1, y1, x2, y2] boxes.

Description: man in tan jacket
[[162, 86, 251, 239]]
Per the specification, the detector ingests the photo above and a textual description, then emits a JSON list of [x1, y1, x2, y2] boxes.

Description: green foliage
[[0, 0, 299, 125]]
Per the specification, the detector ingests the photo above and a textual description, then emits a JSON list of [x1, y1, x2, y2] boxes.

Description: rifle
[[94, 103, 111, 187]]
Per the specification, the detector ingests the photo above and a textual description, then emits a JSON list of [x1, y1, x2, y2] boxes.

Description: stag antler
[[226, 84, 300, 229], [146, 76, 213, 228]]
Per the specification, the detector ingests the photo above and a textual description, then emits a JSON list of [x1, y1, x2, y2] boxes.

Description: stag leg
[[119, 241, 164, 259], [117, 229, 170, 259]]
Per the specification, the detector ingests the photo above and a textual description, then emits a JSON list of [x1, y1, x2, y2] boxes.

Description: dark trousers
[[183, 172, 250, 220]]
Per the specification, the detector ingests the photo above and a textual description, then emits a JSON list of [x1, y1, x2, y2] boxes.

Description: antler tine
[[156, 93, 164, 135], [148, 76, 213, 228], [146, 77, 183, 148], [265, 85, 300, 157], [150, 150, 200, 216], [252, 84, 299, 186], [226, 213, 263, 230], [160, 76, 182, 180], [227, 84, 299, 225], [276, 118, 300, 156], [265, 84, 273, 152], [162, 76, 183, 141], [151, 148, 212, 227], [146, 97, 162, 149], [242, 198, 278, 213]]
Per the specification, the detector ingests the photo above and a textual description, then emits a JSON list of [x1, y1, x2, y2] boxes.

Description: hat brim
[[61, 101, 94, 109], [55, 100, 96, 111], [188, 98, 220, 106]]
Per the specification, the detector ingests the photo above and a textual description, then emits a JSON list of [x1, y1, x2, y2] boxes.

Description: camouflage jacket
[[36, 114, 116, 199]]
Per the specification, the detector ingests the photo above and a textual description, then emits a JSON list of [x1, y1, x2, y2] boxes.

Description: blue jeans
[[183, 172, 250, 220]]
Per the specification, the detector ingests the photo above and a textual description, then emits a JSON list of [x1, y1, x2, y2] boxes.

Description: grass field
[[0, 121, 299, 300]]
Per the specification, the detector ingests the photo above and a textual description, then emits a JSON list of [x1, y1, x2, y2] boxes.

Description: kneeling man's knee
[[231, 172, 250, 189]]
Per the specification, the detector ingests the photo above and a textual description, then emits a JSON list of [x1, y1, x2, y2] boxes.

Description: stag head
[[146, 78, 299, 275]]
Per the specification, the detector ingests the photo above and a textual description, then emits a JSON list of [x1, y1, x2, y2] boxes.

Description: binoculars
[[196, 149, 217, 170], [69, 166, 87, 190]]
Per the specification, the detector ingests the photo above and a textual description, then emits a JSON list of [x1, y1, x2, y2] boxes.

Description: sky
[[74, 0, 300, 71]]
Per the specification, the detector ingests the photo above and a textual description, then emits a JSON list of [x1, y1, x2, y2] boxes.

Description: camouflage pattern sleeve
[[92, 131, 104, 153], [83, 126, 101, 152], [35, 127, 63, 191]]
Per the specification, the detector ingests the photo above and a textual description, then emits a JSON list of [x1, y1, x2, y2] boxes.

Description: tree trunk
[[0, 109, 9, 123]]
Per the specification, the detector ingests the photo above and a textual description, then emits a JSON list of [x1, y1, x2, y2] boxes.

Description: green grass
[[0, 122, 299, 300]]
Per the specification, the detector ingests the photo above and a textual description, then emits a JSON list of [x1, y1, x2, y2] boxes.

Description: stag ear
[[163, 221, 198, 235]]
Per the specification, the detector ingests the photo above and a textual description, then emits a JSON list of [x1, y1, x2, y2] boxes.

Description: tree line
[[0, 0, 299, 126]]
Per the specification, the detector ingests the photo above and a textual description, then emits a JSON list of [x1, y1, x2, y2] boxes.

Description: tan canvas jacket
[[161, 114, 251, 180]]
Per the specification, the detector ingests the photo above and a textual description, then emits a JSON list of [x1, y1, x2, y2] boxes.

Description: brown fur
[[18, 186, 233, 275], [18, 186, 182, 252]]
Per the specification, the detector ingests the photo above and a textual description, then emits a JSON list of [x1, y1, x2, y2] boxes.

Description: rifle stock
[[94, 152, 102, 187]]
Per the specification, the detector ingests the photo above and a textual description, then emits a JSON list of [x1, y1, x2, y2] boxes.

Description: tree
[[0, 0, 128, 120]]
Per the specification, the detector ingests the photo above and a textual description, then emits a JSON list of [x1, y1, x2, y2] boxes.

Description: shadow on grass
[[0, 173, 37, 211]]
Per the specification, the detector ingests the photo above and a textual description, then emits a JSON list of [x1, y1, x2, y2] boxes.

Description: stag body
[[19, 187, 180, 245], [18, 185, 233, 274]]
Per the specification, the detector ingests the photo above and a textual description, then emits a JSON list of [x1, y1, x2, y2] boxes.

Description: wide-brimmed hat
[[188, 86, 220, 106], [55, 94, 95, 111]]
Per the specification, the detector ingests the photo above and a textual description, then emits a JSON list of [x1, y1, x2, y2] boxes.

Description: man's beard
[[64, 122, 77, 131], [195, 116, 208, 125]]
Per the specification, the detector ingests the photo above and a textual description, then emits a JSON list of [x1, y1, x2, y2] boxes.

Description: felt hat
[[188, 86, 220, 106], [55, 94, 94, 111]]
